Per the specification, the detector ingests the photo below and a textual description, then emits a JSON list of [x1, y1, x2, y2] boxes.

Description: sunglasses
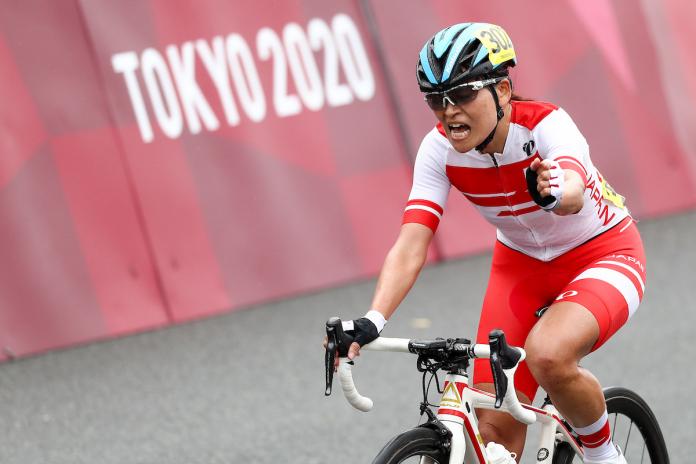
[[423, 77, 504, 111]]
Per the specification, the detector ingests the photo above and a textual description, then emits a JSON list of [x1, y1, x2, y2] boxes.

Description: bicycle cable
[[417, 355, 446, 418]]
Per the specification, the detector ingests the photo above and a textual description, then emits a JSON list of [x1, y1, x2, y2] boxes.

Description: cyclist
[[337, 23, 645, 464]]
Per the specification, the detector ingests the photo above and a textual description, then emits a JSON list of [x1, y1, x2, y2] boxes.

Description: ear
[[496, 78, 512, 106]]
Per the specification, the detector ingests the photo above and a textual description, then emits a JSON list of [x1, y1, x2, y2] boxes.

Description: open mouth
[[448, 123, 471, 141]]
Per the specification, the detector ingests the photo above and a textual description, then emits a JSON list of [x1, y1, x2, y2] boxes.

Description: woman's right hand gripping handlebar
[[323, 311, 386, 370]]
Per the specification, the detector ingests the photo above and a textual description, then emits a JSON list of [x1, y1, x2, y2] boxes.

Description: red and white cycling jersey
[[403, 100, 630, 261]]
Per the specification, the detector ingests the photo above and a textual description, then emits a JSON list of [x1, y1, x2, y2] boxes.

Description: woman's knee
[[525, 303, 599, 389], [525, 335, 579, 390]]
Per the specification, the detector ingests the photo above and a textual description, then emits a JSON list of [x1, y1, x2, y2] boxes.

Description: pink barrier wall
[[1, 0, 694, 359]]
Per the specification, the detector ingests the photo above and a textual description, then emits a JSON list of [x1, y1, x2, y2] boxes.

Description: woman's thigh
[[473, 243, 564, 400], [550, 223, 646, 351]]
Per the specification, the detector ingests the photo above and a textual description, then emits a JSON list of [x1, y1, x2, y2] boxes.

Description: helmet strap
[[475, 86, 505, 152]]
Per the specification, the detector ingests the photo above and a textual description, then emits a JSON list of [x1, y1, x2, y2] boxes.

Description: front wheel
[[553, 386, 669, 463], [372, 427, 450, 464]]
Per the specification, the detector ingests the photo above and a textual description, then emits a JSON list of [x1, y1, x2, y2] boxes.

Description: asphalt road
[[1, 211, 694, 463]]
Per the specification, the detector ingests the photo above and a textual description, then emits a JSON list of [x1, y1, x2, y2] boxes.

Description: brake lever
[[325, 320, 338, 396], [488, 329, 521, 409], [489, 342, 507, 409], [324, 317, 355, 396]]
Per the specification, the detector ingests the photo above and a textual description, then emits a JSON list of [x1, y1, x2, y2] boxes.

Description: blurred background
[[1, 0, 694, 463]]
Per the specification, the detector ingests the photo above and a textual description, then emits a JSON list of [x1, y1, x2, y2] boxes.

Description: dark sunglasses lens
[[425, 93, 445, 110], [449, 87, 477, 105], [424, 86, 478, 110]]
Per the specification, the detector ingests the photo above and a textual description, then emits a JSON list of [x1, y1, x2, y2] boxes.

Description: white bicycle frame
[[338, 337, 584, 464]]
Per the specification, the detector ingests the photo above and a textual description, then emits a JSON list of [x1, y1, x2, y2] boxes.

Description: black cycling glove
[[342, 316, 382, 347], [525, 167, 557, 209]]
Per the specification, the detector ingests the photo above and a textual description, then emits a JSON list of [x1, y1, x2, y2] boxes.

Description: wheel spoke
[[623, 419, 633, 455], [640, 441, 646, 464], [603, 388, 667, 464]]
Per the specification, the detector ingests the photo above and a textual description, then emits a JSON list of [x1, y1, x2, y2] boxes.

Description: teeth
[[449, 123, 470, 142]]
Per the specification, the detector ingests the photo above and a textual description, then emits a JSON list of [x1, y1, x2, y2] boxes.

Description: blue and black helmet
[[417, 22, 517, 92]]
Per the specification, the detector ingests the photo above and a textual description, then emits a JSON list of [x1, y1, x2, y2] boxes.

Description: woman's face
[[432, 81, 510, 153]]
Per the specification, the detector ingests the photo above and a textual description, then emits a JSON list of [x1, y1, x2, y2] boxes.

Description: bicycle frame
[[432, 371, 583, 463], [337, 337, 584, 464]]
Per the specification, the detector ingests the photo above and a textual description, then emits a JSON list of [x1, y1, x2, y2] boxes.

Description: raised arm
[[528, 106, 591, 216]]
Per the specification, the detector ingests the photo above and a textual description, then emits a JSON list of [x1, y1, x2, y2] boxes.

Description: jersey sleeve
[[533, 108, 590, 184], [402, 131, 451, 232]]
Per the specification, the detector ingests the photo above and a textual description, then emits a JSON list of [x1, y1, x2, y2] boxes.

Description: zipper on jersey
[[488, 153, 499, 168]]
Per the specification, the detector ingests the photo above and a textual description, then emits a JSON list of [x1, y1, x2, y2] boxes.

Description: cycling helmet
[[417, 23, 517, 152], [417, 22, 516, 92]]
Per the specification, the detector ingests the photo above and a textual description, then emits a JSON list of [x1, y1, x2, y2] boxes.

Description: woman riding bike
[[335, 23, 645, 464]]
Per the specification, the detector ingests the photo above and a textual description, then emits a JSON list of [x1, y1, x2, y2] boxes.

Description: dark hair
[[511, 93, 532, 101]]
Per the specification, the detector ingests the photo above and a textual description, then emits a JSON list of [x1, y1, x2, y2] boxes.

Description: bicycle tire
[[553, 386, 669, 464], [372, 427, 450, 464], [552, 441, 576, 464]]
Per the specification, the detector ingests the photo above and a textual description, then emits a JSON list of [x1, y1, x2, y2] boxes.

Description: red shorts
[[473, 217, 646, 401]]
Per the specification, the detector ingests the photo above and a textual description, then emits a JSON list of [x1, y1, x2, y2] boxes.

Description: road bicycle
[[324, 317, 669, 463]]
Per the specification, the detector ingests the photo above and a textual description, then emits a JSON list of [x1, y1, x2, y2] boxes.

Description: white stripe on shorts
[[596, 260, 645, 293], [572, 267, 640, 318]]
